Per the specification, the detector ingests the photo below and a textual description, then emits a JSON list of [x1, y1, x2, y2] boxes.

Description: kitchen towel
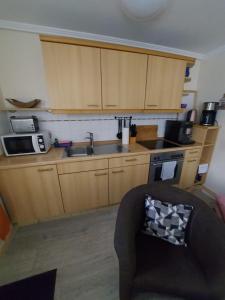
[[198, 163, 209, 174], [161, 161, 177, 181]]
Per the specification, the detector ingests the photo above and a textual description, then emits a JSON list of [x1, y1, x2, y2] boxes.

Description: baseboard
[[202, 185, 217, 198]]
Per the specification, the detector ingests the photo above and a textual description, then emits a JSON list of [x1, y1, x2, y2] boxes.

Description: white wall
[[0, 29, 201, 148], [197, 51, 225, 194], [0, 29, 48, 108], [0, 29, 181, 143], [7, 111, 177, 142]]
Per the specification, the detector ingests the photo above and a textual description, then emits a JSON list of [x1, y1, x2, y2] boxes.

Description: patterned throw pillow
[[143, 195, 193, 246]]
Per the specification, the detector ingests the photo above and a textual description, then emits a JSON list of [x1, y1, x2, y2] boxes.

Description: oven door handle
[[151, 159, 183, 166]]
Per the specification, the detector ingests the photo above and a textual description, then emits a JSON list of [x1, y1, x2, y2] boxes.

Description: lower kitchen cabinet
[[179, 155, 200, 189], [109, 164, 149, 204], [0, 165, 64, 225], [59, 169, 109, 214]]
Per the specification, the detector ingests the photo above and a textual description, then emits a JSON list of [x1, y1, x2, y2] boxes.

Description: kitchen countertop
[[0, 140, 202, 170]]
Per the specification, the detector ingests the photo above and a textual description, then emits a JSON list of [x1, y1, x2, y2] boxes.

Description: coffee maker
[[164, 120, 194, 145], [200, 102, 218, 126]]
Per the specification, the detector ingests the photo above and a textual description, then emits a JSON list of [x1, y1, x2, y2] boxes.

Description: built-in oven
[[148, 151, 184, 185]]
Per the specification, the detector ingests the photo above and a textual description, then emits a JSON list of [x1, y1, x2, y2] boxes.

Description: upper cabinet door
[[145, 56, 186, 110], [42, 42, 102, 109], [101, 49, 148, 110]]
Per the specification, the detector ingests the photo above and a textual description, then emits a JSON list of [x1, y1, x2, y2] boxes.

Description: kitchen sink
[[64, 143, 130, 157], [91, 144, 130, 155]]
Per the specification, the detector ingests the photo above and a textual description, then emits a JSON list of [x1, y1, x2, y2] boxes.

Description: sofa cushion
[[143, 195, 193, 246], [134, 233, 210, 300]]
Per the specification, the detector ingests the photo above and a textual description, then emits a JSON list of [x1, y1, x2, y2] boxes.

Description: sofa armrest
[[114, 185, 146, 276], [189, 206, 225, 298]]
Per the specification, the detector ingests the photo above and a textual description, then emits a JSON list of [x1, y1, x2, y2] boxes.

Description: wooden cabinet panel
[[145, 56, 186, 109], [101, 49, 148, 109], [185, 148, 202, 159], [109, 154, 150, 168], [109, 164, 149, 205], [57, 159, 108, 174], [59, 169, 109, 214], [42, 42, 102, 109], [179, 158, 200, 189], [0, 165, 64, 225]]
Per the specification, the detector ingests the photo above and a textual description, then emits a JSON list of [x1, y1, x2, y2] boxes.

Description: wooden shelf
[[192, 125, 219, 186], [0, 108, 51, 112]]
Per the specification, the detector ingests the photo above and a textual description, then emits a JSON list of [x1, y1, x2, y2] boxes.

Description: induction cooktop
[[137, 139, 180, 150]]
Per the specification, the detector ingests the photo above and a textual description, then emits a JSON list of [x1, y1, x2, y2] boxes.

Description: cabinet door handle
[[38, 168, 54, 172], [189, 151, 199, 155], [94, 172, 108, 176], [87, 104, 99, 107], [105, 104, 118, 107], [187, 159, 197, 163], [112, 170, 124, 174], [125, 158, 137, 162]]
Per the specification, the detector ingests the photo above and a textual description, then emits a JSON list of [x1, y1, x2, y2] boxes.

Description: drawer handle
[[105, 104, 118, 107], [187, 159, 197, 163], [38, 168, 54, 172], [95, 172, 108, 176], [189, 151, 199, 154], [146, 104, 158, 107], [125, 158, 137, 162], [87, 104, 99, 107], [112, 170, 124, 174]]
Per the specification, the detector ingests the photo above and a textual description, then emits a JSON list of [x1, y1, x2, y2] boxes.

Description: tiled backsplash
[[7, 112, 178, 143]]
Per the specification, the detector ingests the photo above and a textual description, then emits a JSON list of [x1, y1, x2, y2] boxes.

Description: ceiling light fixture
[[120, 0, 168, 21]]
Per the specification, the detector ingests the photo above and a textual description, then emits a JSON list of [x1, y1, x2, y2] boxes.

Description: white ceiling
[[0, 0, 225, 55]]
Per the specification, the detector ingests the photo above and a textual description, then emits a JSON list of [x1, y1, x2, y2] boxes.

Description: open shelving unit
[[192, 125, 219, 185]]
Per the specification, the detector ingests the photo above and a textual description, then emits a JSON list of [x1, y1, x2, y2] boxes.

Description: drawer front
[[57, 159, 108, 174], [109, 154, 150, 168], [185, 148, 201, 159]]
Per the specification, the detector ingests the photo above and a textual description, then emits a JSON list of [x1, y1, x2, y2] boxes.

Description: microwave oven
[[1, 131, 51, 156]]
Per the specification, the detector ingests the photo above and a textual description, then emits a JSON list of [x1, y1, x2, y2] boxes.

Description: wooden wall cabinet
[[42, 42, 102, 110], [59, 169, 109, 214], [101, 49, 148, 110], [0, 165, 64, 225], [41, 36, 190, 112], [145, 56, 186, 110]]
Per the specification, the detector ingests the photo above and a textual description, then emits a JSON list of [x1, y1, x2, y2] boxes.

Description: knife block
[[129, 136, 136, 144]]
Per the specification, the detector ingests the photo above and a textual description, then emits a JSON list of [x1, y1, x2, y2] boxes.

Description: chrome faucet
[[86, 132, 94, 151]]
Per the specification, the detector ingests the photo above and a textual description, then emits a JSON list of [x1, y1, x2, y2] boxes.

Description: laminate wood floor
[[0, 188, 214, 300]]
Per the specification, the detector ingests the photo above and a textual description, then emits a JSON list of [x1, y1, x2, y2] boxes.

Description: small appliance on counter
[[164, 120, 194, 145], [10, 116, 39, 133], [186, 109, 197, 123], [200, 102, 219, 126], [0, 131, 51, 156]]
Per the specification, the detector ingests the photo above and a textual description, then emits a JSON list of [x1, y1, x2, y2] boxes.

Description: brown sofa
[[114, 184, 225, 300]]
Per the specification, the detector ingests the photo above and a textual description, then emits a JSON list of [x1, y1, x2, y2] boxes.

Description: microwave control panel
[[37, 135, 46, 152]]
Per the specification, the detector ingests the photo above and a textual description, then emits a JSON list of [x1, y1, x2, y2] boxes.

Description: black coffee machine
[[165, 120, 194, 145], [200, 102, 218, 126]]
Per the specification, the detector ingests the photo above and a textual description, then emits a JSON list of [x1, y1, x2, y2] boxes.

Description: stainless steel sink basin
[[92, 144, 130, 155], [64, 143, 130, 157]]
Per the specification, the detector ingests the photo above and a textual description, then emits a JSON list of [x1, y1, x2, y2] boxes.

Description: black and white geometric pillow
[[143, 194, 193, 246]]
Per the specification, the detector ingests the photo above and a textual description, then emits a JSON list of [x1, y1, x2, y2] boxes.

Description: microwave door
[[3, 136, 35, 156]]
